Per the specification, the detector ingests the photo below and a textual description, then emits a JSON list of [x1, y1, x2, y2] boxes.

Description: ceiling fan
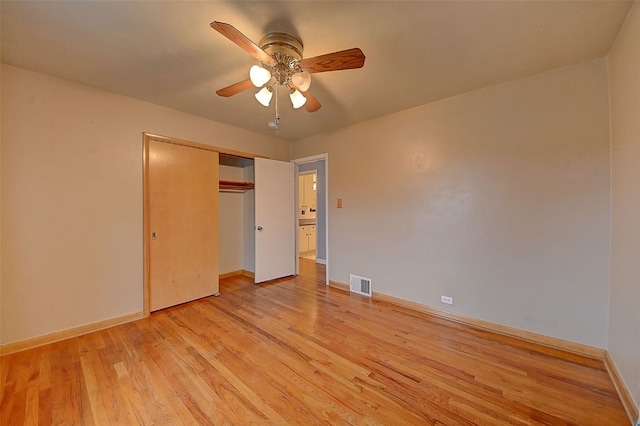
[[211, 21, 366, 117]]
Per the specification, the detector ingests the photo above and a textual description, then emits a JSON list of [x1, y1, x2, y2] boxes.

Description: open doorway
[[293, 154, 328, 286], [298, 171, 317, 260]]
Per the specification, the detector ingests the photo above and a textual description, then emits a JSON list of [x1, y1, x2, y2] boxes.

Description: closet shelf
[[219, 180, 254, 192]]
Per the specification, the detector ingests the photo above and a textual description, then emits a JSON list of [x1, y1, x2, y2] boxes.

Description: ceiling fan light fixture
[[249, 65, 271, 87], [289, 89, 307, 109], [212, 21, 366, 117], [291, 71, 311, 92], [255, 86, 273, 107]]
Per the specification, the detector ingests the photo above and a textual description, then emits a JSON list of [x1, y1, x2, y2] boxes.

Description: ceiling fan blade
[[216, 79, 254, 97], [302, 90, 321, 112], [210, 21, 276, 66], [299, 48, 365, 74]]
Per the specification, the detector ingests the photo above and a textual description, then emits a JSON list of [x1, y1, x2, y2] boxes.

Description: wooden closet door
[[149, 141, 219, 311]]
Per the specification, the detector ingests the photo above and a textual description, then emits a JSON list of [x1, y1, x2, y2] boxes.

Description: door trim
[[292, 154, 329, 286], [144, 133, 266, 159]]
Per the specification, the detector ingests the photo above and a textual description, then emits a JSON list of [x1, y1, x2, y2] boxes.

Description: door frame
[[292, 153, 329, 286]]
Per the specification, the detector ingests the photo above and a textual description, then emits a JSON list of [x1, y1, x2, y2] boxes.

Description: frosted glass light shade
[[255, 87, 273, 107], [289, 89, 307, 109], [249, 65, 271, 87], [291, 71, 311, 92]]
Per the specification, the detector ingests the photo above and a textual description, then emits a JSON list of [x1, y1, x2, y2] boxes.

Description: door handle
[[256, 226, 263, 231]]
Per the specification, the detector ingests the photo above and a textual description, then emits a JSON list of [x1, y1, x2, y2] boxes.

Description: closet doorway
[[293, 154, 328, 286], [144, 133, 294, 315]]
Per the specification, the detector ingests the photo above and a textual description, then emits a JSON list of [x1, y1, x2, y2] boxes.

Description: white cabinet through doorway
[[299, 225, 316, 255], [299, 173, 316, 218]]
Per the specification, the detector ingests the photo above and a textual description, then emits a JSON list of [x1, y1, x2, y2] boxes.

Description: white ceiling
[[1, 1, 633, 141]]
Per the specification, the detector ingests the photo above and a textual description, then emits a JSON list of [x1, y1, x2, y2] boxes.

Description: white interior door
[[254, 158, 295, 283]]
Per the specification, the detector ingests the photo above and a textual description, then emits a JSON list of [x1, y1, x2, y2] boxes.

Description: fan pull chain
[[270, 83, 280, 133]]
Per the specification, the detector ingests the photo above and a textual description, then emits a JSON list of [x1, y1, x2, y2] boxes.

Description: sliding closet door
[[148, 141, 219, 311]]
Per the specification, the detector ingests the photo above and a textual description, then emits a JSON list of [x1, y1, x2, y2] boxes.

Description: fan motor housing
[[259, 32, 304, 61]]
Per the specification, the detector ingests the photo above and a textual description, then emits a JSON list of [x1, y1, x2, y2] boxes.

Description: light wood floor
[[1, 258, 628, 425]]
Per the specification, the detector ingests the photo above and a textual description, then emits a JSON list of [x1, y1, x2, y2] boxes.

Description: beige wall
[[219, 164, 246, 275], [608, 1, 640, 412], [0, 63, 3, 339], [243, 165, 256, 273], [0, 65, 288, 345], [292, 59, 611, 348]]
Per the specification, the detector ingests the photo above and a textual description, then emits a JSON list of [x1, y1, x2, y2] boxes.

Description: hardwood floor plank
[[153, 314, 261, 425], [38, 387, 52, 425], [135, 322, 215, 425], [7, 390, 26, 425], [157, 310, 289, 424], [24, 372, 40, 425], [0, 261, 629, 425], [1, 380, 17, 426]]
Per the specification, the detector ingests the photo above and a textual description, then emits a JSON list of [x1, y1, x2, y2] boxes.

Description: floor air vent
[[349, 274, 372, 297]]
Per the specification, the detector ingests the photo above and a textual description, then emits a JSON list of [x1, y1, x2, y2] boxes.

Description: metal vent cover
[[349, 274, 372, 297]]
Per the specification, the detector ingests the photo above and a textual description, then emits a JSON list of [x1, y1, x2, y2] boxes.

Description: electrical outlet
[[441, 295, 453, 305]]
